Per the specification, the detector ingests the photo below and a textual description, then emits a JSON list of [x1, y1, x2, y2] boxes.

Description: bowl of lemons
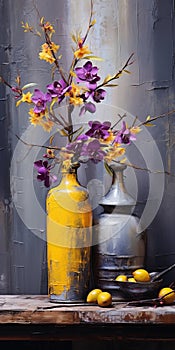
[[112, 268, 163, 301], [95, 264, 175, 301]]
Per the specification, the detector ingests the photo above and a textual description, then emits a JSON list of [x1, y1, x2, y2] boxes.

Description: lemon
[[86, 288, 102, 303], [158, 287, 175, 305], [115, 275, 127, 282], [132, 268, 150, 282], [97, 291, 112, 307], [128, 277, 136, 283]]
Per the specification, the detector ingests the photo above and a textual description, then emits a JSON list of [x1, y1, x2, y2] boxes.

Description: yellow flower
[[69, 70, 76, 77], [102, 131, 115, 143], [41, 43, 50, 53], [46, 148, 55, 158], [41, 42, 59, 54], [39, 42, 59, 64], [16, 92, 33, 107], [39, 51, 55, 64], [74, 45, 91, 59], [65, 83, 83, 106], [41, 120, 54, 132], [105, 146, 126, 163], [21, 21, 33, 32], [130, 126, 141, 134], [66, 83, 82, 97], [43, 22, 55, 33], [50, 42, 60, 53], [69, 96, 83, 105], [28, 108, 44, 126]]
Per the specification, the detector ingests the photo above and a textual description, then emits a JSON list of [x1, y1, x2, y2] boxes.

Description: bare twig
[[111, 159, 175, 177], [68, 0, 94, 85], [96, 52, 135, 90], [126, 289, 175, 307], [43, 29, 68, 84], [138, 109, 175, 127], [15, 135, 61, 151]]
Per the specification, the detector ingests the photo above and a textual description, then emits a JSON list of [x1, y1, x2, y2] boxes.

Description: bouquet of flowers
[[1, 1, 172, 188]]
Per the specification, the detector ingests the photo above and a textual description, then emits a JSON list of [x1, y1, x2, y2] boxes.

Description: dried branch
[[68, 0, 94, 84], [112, 159, 175, 177], [96, 52, 134, 90], [15, 135, 61, 151], [138, 109, 175, 127], [126, 289, 175, 307]]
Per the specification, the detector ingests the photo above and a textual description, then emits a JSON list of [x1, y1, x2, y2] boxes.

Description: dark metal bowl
[[98, 278, 163, 301]]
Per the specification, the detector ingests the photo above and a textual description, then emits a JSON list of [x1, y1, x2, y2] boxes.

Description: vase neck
[[60, 163, 80, 186], [99, 164, 136, 210], [112, 167, 127, 193], [60, 172, 79, 186]]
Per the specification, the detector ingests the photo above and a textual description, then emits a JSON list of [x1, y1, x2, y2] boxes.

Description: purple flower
[[85, 88, 106, 103], [32, 89, 52, 113], [80, 139, 106, 163], [47, 79, 71, 102], [65, 141, 85, 162], [85, 120, 111, 140], [75, 61, 100, 89], [66, 141, 83, 153], [79, 102, 96, 116], [34, 160, 57, 188], [114, 121, 136, 144], [77, 134, 89, 141]]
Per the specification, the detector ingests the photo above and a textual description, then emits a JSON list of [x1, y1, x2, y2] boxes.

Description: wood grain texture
[[0, 295, 175, 326]]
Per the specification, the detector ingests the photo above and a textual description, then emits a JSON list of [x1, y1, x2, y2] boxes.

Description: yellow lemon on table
[[97, 291, 112, 307], [115, 275, 127, 282], [158, 287, 175, 305], [86, 289, 102, 303], [128, 277, 136, 283], [132, 268, 150, 282]]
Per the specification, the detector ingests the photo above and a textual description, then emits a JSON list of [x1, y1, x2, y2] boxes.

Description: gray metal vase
[[93, 163, 146, 300]]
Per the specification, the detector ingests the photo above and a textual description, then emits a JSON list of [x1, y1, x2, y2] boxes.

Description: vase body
[[93, 164, 146, 300], [46, 164, 92, 302]]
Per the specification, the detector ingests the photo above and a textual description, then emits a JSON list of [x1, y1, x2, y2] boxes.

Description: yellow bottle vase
[[46, 165, 92, 302]]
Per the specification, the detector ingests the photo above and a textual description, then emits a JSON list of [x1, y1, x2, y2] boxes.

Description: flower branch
[[1, 0, 174, 188]]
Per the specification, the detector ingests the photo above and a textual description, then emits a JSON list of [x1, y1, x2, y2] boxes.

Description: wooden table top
[[0, 295, 175, 325]]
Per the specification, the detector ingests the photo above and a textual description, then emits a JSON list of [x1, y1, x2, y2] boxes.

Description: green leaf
[[50, 97, 58, 113], [120, 157, 127, 164], [71, 33, 77, 43], [104, 162, 113, 177], [58, 129, 69, 137], [49, 135, 55, 145], [36, 31, 42, 37], [40, 17, 45, 25], [123, 69, 131, 74], [83, 55, 104, 61], [90, 19, 96, 27], [22, 83, 37, 90], [104, 84, 118, 87], [102, 74, 112, 84], [145, 123, 155, 127], [114, 72, 123, 79]]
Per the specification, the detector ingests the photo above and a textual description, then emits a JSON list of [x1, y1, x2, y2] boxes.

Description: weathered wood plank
[[0, 295, 175, 326]]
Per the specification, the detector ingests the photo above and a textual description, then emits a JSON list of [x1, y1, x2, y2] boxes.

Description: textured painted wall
[[0, 0, 175, 293], [0, 0, 12, 293], [113, 0, 175, 281]]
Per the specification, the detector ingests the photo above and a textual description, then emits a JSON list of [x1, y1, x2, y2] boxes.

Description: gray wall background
[[0, 0, 175, 294]]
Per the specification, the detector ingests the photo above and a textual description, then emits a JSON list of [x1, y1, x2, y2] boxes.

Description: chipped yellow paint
[[46, 167, 92, 301]]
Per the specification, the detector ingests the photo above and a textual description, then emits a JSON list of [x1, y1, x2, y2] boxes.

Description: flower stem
[[68, 0, 94, 85]]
